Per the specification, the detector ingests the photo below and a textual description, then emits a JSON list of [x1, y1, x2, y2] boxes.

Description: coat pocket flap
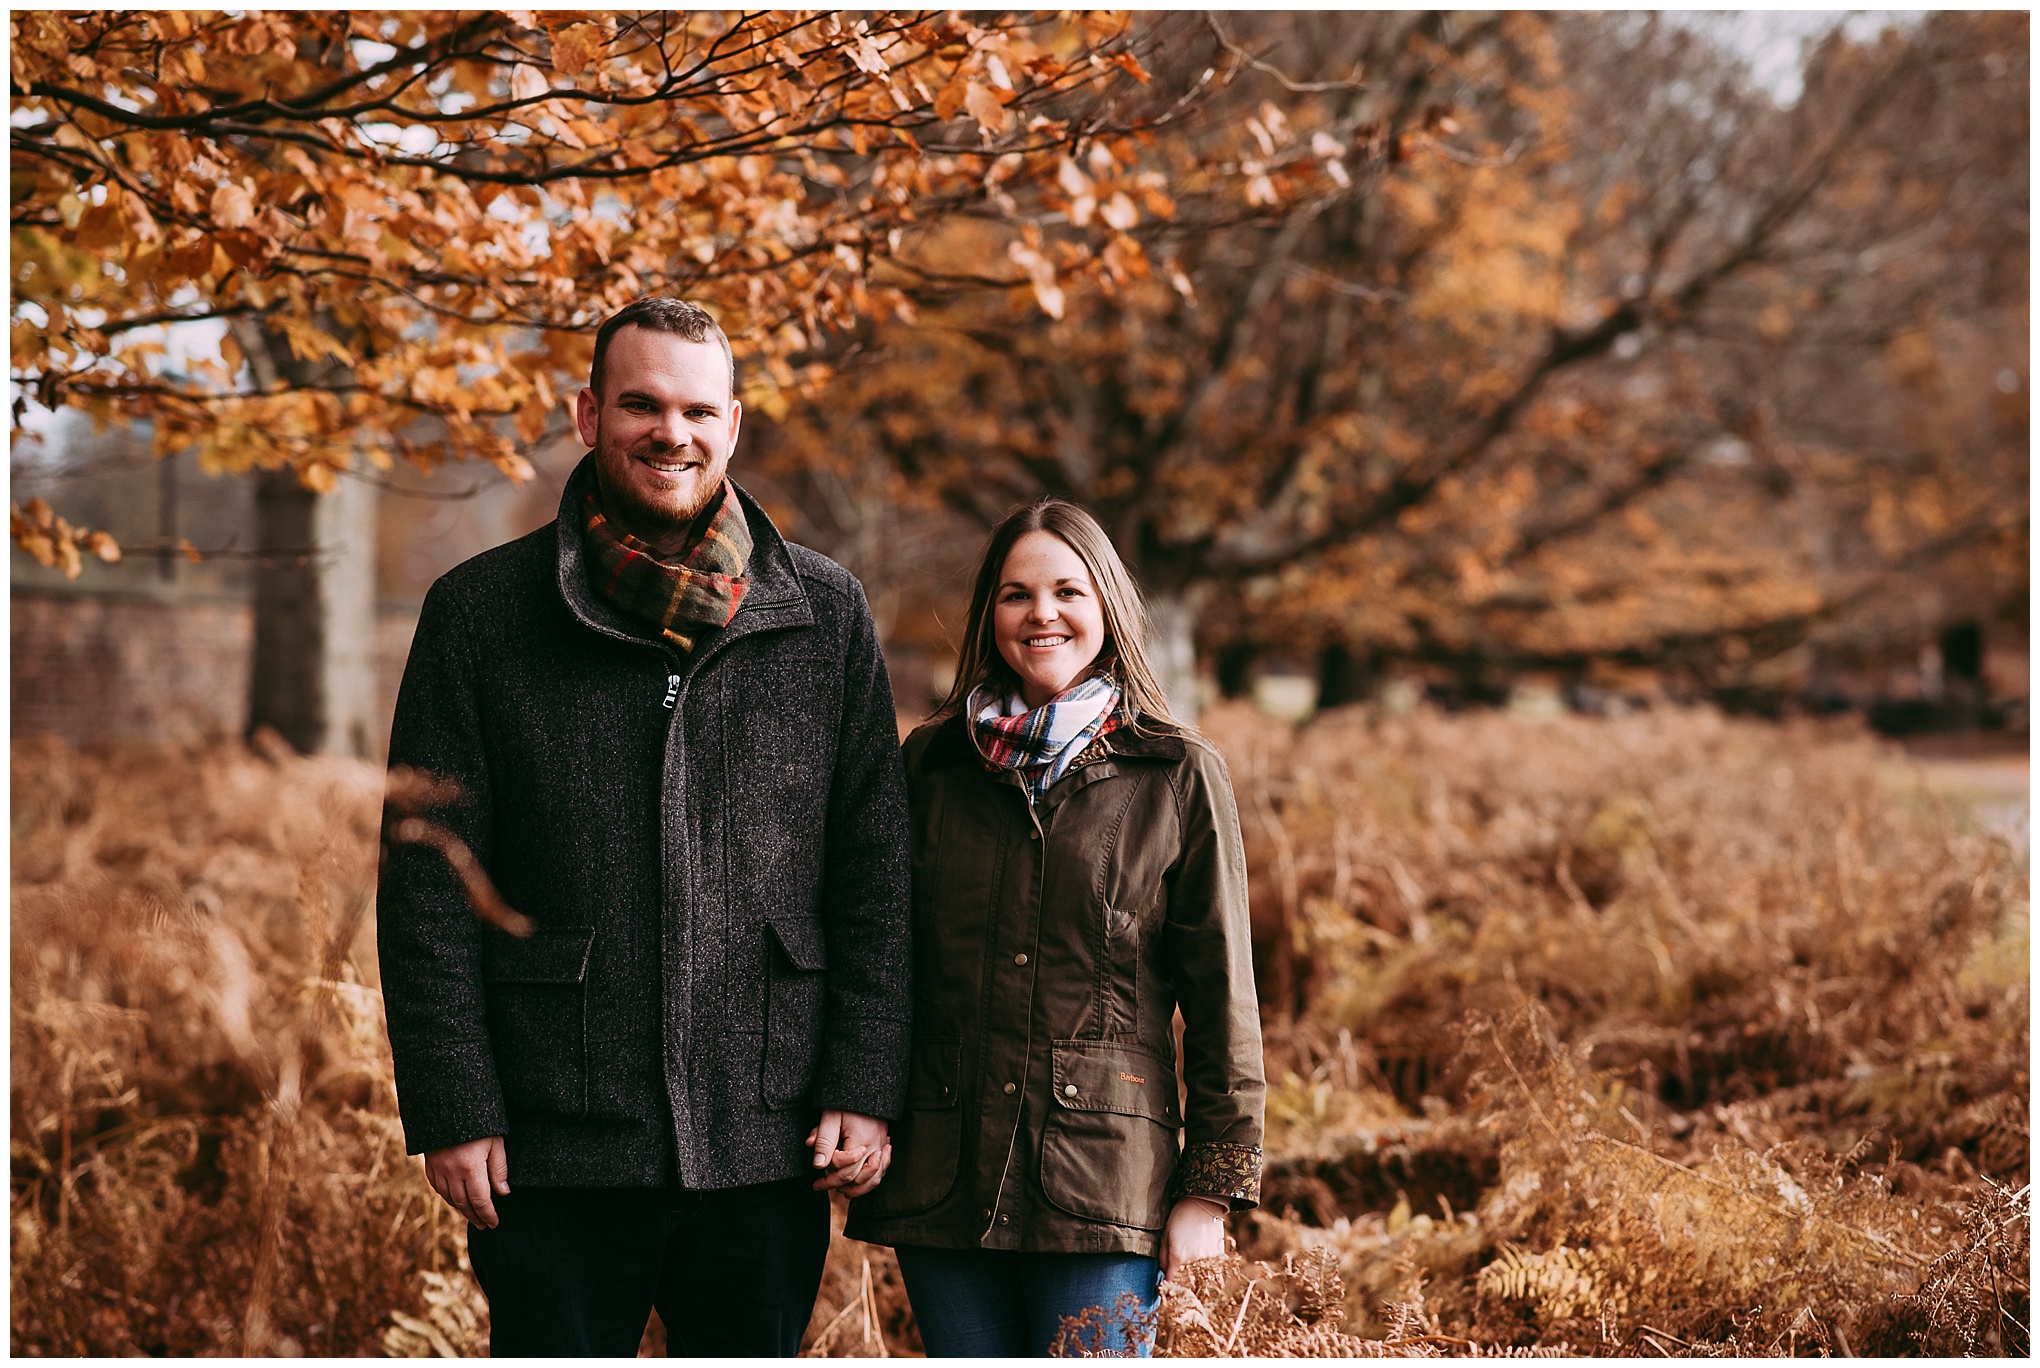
[[1050, 1040, 1178, 1124], [480, 926, 595, 984], [767, 917, 828, 971], [907, 1037, 962, 1110]]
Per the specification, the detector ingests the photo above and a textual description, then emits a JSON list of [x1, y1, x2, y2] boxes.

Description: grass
[[9, 704, 2027, 1355]]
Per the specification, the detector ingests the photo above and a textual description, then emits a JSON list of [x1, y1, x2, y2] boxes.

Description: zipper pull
[[662, 674, 681, 710]]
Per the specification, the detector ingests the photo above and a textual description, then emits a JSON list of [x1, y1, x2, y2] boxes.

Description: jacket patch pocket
[[1039, 1040, 1180, 1230], [480, 927, 596, 1118], [860, 1037, 963, 1217], [762, 918, 828, 1110]]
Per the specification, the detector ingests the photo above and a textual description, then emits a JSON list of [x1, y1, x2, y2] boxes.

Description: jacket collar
[[921, 710, 1189, 771], [554, 453, 814, 651]]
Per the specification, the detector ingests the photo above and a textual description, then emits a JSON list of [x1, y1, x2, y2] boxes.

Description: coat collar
[[921, 710, 1189, 771], [554, 453, 814, 652]]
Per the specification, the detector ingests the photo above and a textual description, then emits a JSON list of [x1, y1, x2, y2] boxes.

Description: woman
[[846, 499, 1265, 1357]]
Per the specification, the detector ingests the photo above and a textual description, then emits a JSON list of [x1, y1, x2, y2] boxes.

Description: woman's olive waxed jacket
[[845, 712, 1265, 1257]]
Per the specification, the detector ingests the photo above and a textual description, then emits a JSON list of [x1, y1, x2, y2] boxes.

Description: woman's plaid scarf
[[969, 673, 1123, 804], [581, 480, 752, 651]]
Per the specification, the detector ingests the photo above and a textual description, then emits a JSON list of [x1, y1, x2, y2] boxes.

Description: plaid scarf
[[969, 674, 1123, 804], [581, 479, 752, 651]]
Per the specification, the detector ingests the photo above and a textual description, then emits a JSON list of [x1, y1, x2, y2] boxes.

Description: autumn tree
[[10, 9, 1171, 751], [760, 11, 2026, 714], [1259, 9, 2031, 706]]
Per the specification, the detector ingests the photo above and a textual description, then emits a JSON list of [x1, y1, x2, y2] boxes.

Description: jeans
[[894, 1246, 1161, 1357], [465, 1177, 830, 1357]]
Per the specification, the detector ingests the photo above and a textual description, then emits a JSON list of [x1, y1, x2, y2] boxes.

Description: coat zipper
[[646, 617, 793, 1184]]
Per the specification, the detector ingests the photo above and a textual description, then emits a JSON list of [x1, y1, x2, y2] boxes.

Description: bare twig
[[1205, 13, 1372, 93]]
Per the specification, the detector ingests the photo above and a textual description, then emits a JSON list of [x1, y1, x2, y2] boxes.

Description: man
[[378, 298, 911, 1356]]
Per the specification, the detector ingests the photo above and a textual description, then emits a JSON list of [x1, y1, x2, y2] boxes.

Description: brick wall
[[12, 591, 254, 748]]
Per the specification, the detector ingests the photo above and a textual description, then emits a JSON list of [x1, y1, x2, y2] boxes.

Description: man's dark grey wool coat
[[377, 455, 912, 1189]]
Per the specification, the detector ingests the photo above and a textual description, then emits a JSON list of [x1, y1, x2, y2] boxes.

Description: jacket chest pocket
[[480, 927, 596, 1118], [1102, 903, 1145, 1036]]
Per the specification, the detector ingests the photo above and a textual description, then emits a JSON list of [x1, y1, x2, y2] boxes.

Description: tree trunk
[[1145, 588, 1201, 723], [247, 469, 379, 758], [235, 311, 380, 760]]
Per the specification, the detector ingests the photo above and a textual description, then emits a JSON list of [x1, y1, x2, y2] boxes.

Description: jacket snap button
[[982, 1208, 992, 1220], [1028, 829, 1039, 840], [1013, 953, 1028, 966], [1003, 1082, 1017, 1095], [1064, 1084, 1079, 1097], [998, 1214, 1010, 1225]]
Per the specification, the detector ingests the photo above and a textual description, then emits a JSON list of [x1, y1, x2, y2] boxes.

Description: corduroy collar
[[553, 452, 810, 650]]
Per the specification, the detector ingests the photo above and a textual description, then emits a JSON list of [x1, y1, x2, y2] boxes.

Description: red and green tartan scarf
[[581, 479, 752, 651]]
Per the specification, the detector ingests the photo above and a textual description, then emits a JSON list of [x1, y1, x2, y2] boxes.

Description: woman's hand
[[806, 1110, 892, 1197], [1159, 1196, 1229, 1281]]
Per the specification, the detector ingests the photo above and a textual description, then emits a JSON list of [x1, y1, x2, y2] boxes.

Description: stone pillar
[[248, 468, 379, 758]]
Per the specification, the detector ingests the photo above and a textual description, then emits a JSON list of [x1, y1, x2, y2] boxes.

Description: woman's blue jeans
[[894, 1246, 1161, 1357]]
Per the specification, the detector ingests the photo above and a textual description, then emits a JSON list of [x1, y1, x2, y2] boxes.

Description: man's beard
[[593, 427, 727, 541]]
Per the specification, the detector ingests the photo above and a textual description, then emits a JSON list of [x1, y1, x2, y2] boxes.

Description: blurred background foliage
[[9, 9, 2028, 740], [755, 10, 2026, 718]]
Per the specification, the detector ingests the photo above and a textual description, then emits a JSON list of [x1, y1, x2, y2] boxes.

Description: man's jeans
[[894, 1246, 1161, 1357], [465, 1177, 830, 1357]]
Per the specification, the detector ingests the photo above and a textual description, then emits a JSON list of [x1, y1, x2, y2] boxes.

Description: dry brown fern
[[12, 707, 2027, 1359], [10, 737, 461, 1356], [1861, 1176, 2031, 1356], [381, 1257, 489, 1358], [1477, 1245, 1628, 1322]]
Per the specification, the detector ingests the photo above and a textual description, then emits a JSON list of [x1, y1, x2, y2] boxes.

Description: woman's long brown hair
[[932, 498, 1176, 727]]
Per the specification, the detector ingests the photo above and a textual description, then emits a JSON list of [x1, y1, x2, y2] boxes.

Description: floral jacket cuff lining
[[1170, 1140, 1262, 1208]]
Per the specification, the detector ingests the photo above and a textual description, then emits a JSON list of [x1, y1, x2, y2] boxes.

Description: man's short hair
[[590, 298, 736, 401]]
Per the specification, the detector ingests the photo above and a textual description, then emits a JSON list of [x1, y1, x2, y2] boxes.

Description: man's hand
[[424, 1135, 509, 1228], [804, 1110, 891, 1198], [1160, 1196, 1229, 1281]]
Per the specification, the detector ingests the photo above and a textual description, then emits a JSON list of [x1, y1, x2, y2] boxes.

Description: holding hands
[[424, 1111, 891, 1232], [807, 1109, 892, 1198]]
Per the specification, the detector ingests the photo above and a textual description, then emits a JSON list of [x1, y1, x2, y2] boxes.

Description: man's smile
[[634, 450, 701, 475]]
